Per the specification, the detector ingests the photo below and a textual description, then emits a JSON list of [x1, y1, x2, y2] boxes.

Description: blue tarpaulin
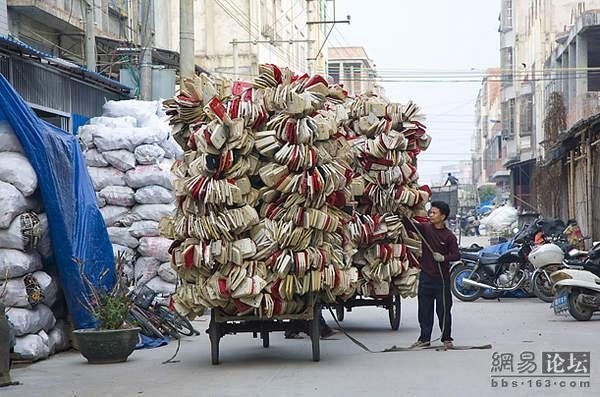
[[0, 74, 115, 329]]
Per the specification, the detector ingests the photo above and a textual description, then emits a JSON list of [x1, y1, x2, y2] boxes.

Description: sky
[[329, 0, 501, 186]]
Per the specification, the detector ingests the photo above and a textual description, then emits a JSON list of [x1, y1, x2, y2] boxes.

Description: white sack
[[102, 149, 137, 172], [0, 121, 23, 153], [102, 100, 161, 123], [107, 226, 139, 249], [89, 116, 137, 129], [48, 320, 70, 354], [0, 181, 38, 228], [134, 185, 175, 204], [92, 126, 169, 152], [134, 144, 165, 165], [160, 135, 184, 160], [13, 333, 50, 362], [0, 249, 43, 278], [88, 167, 126, 191], [480, 205, 519, 233], [97, 193, 107, 208], [158, 262, 177, 284], [137, 237, 172, 263], [124, 165, 174, 190], [134, 257, 160, 285], [7, 304, 56, 336], [112, 244, 136, 260], [145, 276, 176, 295], [98, 186, 136, 207], [100, 206, 130, 227], [0, 152, 38, 196], [129, 221, 160, 238], [77, 124, 97, 149], [0, 271, 58, 308], [0, 213, 48, 251], [85, 149, 109, 167], [126, 204, 175, 223]]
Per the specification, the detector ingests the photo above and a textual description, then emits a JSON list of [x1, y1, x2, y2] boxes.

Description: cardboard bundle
[[345, 93, 433, 298], [161, 66, 356, 318], [79, 101, 183, 295], [0, 121, 70, 361]]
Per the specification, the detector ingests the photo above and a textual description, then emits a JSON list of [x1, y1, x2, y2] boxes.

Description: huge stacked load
[[345, 93, 433, 299], [79, 101, 183, 294], [161, 66, 358, 319], [0, 121, 70, 361]]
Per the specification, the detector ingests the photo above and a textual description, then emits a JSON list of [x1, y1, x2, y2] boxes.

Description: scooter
[[551, 242, 600, 321], [529, 243, 565, 302]]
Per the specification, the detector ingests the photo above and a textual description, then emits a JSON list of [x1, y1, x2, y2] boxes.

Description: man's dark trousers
[[417, 271, 453, 343]]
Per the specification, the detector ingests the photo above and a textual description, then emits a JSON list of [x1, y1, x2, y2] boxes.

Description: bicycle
[[127, 284, 197, 339]]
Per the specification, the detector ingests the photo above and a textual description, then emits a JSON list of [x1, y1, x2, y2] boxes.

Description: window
[[502, 0, 513, 29], [520, 94, 533, 136], [501, 99, 515, 138], [501, 47, 514, 86]]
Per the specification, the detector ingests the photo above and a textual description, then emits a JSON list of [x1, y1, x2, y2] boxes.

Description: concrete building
[[495, 0, 600, 212], [0, 0, 8, 36], [538, 8, 600, 240], [472, 68, 505, 188], [163, 0, 316, 78], [327, 46, 377, 96]]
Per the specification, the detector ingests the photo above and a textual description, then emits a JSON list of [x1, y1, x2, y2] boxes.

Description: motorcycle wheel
[[532, 272, 555, 303], [450, 264, 483, 302], [568, 290, 593, 321]]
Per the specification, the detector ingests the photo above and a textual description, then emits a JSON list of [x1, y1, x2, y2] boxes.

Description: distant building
[[327, 46, 379, 96]]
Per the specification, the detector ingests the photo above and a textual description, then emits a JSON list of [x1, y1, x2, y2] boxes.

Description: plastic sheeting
[[0, 74, 115, 329]]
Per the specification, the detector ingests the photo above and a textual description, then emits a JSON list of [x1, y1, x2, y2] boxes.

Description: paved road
[[5, 295, 599, 397]]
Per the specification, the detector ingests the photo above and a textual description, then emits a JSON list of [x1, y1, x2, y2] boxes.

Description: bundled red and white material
[[160, 65, 356, 319], [0, 121, 70, 362], [345, 93, 432, 298], [78, 100, 183, 295]]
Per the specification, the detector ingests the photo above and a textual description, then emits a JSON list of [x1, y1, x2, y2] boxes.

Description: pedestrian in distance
[[444, 173, 459, 186], [404, 201, 460, 349]]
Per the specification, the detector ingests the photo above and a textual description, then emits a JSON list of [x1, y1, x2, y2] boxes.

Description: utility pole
[[140, 0, 154, 100], [232, 39, 238, 79], [179, 0, 195, 80], [306, 0, 315, 74], [83, 0, 96, 71]]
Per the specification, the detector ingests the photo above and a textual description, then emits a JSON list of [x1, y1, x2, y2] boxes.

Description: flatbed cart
[[207, 295, 322, 365], [334, 292, 401, 330]]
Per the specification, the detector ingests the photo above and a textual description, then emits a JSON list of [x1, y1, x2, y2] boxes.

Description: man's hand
[[433, 252, 445, 262]]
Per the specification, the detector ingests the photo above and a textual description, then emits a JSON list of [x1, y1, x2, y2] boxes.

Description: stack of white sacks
[[0, 121, 70, 361], [79, 100, 183, 294]]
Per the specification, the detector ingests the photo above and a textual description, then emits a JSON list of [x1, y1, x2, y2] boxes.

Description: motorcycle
[[550, 242, 600, 321], [529, 242, 565, 302], [450, 225, 535, 302]]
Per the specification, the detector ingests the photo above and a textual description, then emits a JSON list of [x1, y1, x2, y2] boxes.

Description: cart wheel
[[335, 304, 345, 322], [311, 301, 321, 362], [388, 295, 401, 331], [261, 331, 270, 348], [209, 309, 220, 365]]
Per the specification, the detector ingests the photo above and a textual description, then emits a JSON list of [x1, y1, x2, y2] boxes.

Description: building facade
[[326, 46, 377, 96], [490, 0, 600, 212], [162, 0, 317, 78]]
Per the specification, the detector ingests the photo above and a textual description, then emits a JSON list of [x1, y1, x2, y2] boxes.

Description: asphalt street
[[5, 236, 599, 397]]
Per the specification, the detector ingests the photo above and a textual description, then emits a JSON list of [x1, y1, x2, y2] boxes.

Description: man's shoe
[[320, 327, 336, 339], [442, 340, 454, 350], [410, 340, 431, 349]]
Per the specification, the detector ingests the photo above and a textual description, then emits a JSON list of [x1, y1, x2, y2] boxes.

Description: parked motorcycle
[[450, 225, 535, 302], [551, 242, 600, 321], [529, 242, 565, 302]]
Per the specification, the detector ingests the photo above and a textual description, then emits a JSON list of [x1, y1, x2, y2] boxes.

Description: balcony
[[7, 0, 84, 32]]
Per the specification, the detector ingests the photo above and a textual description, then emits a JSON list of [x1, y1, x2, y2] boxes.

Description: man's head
[[429, 201, 450, 226], [447, 173, 452, 176]]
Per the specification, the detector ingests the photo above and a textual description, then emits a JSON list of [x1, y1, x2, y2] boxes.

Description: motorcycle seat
[[479, 254, 500, 265], [460, 252, 480, 262]]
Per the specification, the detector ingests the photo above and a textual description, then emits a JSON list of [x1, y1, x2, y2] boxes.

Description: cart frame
[[207, 294, 321, 365], [334, 292, 401, 330]]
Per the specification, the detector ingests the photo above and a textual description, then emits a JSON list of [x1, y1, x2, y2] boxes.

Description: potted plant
[[73, 253, 140, 364]]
